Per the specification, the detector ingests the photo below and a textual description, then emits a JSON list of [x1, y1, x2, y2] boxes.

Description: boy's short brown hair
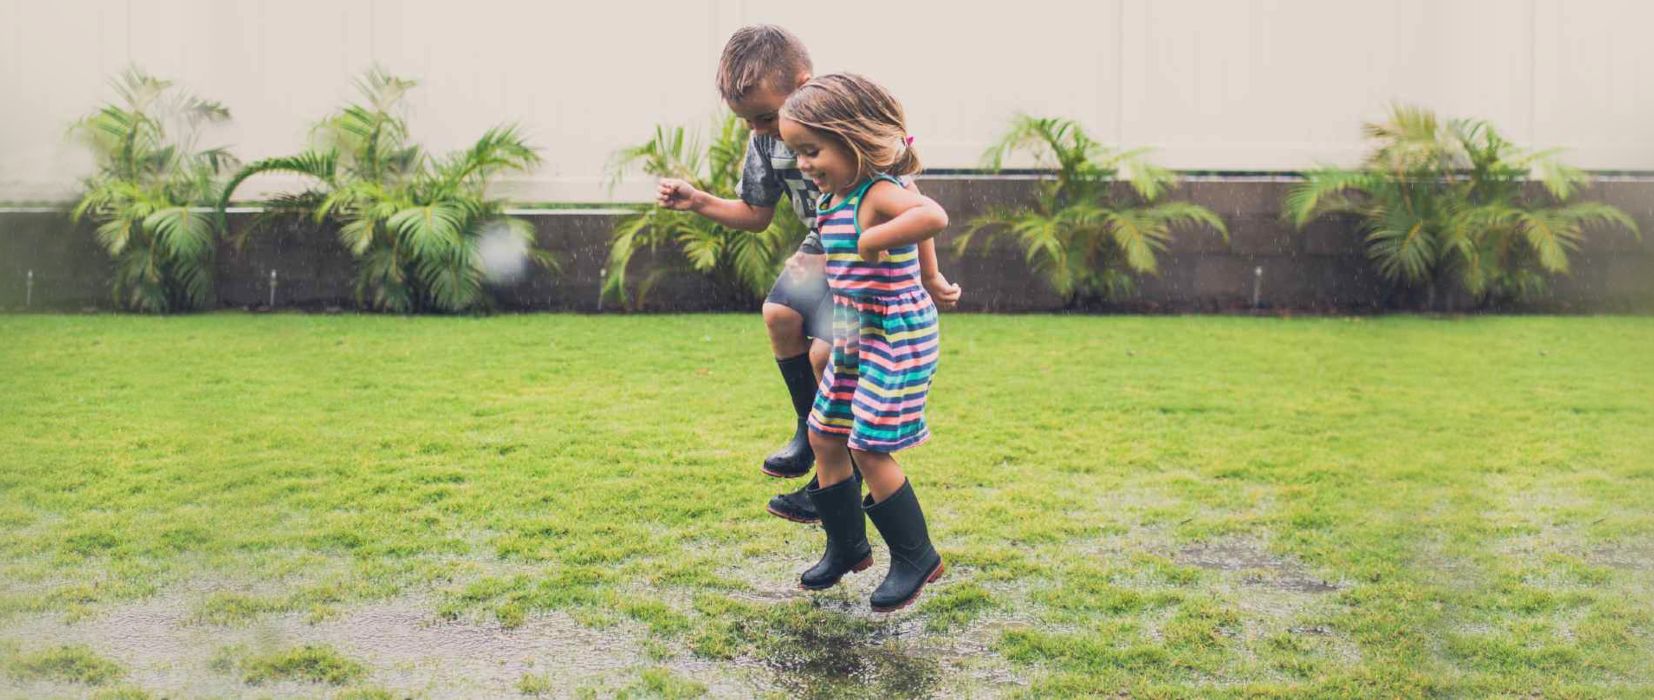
[[716, 25, 812, 102]]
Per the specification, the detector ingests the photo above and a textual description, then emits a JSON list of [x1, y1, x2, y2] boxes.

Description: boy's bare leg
[[766, 339, 833, 523], [809, 338, 829, 379], [761, 301, 818, 482], [763, 303, 810, 358]]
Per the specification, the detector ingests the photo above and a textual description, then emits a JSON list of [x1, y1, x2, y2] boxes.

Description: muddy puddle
[[1, 582, 1021, 698]]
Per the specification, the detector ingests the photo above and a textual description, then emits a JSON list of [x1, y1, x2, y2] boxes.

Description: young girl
[[777, 73, 947, 612]]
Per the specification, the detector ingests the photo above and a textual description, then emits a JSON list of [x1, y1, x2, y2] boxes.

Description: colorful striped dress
[[805, 175, 939, 453]]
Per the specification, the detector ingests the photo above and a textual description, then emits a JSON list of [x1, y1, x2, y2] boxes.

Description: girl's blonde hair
[[780, 73, 921, 180]]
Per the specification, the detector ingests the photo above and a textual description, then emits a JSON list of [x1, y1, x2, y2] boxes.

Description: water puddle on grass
[[719, 552, 1022, 698], [1176, 539, 1343, 594], [1589, 542, 1654, 571], [1170, 537, 1363, 669], [754, 615, 942, 699], [0, 594, 757, 698], [1, 582, 1018, 698]]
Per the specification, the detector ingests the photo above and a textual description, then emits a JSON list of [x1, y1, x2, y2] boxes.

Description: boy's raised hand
[[657, 178, 704, 211]]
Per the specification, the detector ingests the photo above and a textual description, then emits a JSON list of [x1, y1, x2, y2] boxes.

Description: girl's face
[[779, 117, 859, 196]]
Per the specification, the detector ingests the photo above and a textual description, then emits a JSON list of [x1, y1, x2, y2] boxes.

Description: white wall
[[3, 0, 1652, 203]]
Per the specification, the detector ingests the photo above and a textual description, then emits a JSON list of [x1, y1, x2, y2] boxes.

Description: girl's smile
[[779, 116, 858, 197]]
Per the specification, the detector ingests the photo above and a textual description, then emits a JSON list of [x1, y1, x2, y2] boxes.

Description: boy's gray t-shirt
[[737, 133, 824, 253]]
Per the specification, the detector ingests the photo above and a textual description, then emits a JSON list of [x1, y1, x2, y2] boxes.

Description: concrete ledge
[[3, 176, 1650, 313]]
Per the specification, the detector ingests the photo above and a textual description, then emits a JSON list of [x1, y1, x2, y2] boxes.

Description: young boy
[[656, 25, 960, 524]]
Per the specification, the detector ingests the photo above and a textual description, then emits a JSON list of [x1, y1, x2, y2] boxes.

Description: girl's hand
[[858, 240, 889, 263], [924, 272, 962, 309]]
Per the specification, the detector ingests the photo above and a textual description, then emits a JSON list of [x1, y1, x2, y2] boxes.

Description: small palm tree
[[1285, 104, 1638, 307], [604, 114, 805, 309], [70, 68, 236, 312], [219, 68, 550, 313], [955, 115, 1226, 305]]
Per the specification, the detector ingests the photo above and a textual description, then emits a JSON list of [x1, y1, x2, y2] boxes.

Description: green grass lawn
[[1, 313, 1650, 698]]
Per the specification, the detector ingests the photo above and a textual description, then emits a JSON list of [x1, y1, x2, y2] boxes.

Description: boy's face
[[727, 73, 807, 137], [779, 117, 858, 197]]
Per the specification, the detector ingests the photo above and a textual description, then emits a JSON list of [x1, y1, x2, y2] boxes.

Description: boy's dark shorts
[[765, 270, 833, 342]]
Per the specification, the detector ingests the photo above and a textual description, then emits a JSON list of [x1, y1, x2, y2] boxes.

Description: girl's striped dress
[[805, 175, 939, 453]]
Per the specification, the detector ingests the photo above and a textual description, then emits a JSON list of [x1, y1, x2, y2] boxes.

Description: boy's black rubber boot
[[768, 458, 861, 525], [864, 479, 945, 612], [763, 420, 814, 478], [766, 479, 819, 524], [799, 475, 873, 590], [762, 353, 818, 478]]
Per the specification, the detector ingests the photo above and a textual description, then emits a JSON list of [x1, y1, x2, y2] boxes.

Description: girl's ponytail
[[889, 135, 922, 177]]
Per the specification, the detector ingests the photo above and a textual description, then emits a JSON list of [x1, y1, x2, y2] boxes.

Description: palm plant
[[1285, 104, 1638, 307], [604, 114, 805, 309], [70, 68, 236, 312], [218, 68, 550, 313], [955, 115, 1227, 305]]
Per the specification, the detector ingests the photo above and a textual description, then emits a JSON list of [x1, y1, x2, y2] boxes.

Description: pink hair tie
[[904, 136, 915, 146]]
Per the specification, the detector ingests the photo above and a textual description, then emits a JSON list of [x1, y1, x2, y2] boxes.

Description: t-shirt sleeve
[[798, 225, 823, 255], [737, 136, 784, 208]]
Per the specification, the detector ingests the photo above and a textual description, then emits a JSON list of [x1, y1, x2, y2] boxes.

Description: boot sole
[[798, 556, 873, 591], [870, 559, 945, 613], [761, 464, 812, 479], [765, 504, 820, 525]]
